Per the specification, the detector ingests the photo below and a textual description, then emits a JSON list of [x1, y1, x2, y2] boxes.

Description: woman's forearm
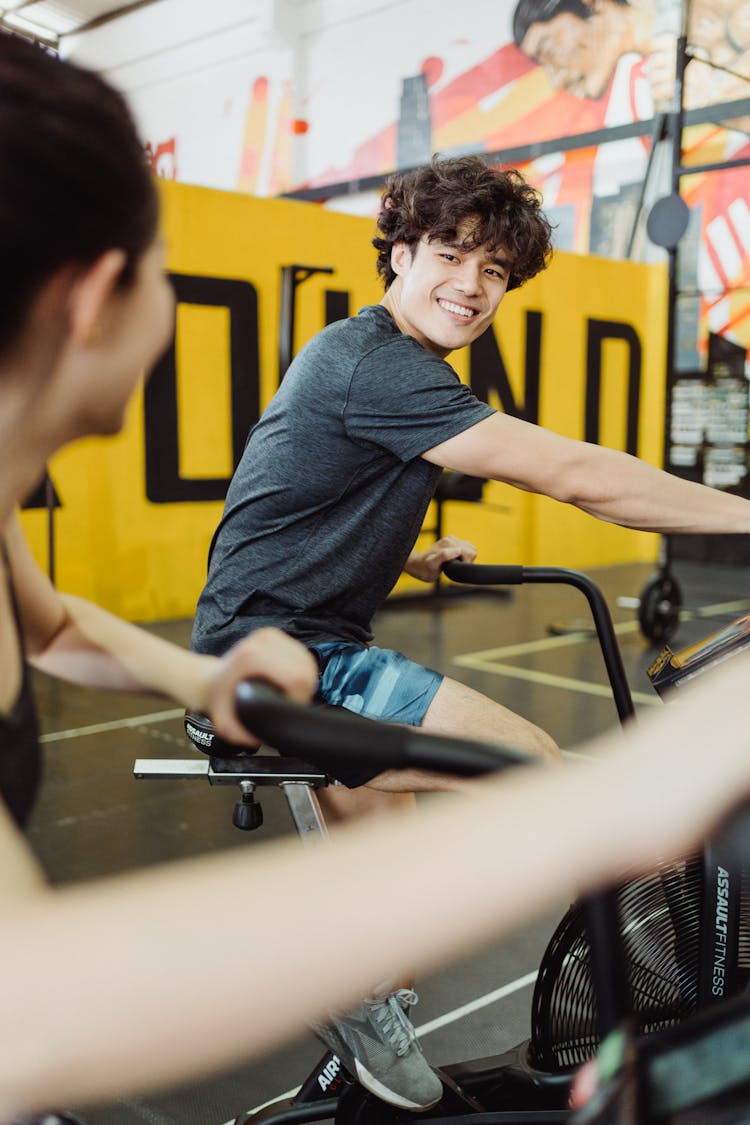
[[32, 593, 214, 702]]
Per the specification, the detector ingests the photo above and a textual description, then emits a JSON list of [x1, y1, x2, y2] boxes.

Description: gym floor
[[26, 557, 750, 1125]]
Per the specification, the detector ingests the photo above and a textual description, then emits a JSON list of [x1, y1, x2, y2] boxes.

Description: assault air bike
[[134, 562, 750, 1124]]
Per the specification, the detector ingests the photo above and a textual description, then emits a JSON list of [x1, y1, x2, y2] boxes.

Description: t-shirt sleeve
[[343, 338, 496, 462]]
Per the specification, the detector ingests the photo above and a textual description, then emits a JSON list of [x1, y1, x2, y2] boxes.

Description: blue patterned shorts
[[310, 642, 443, 786]]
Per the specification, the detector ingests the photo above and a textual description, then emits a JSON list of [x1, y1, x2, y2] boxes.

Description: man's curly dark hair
[[373, 155, 553, 292]]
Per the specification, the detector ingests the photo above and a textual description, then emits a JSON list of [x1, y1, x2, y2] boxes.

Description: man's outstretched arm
[[422, 412, 750, 535]]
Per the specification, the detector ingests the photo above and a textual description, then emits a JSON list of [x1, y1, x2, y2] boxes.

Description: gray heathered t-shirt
[[191, 304, 495, 653]]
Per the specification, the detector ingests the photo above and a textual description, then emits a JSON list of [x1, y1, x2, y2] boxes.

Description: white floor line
[[694, 598, 750, 618], [40, 708, 184, 742], [228, 1083, 301, 1120], [454, 623, 637, 663], [452, 658, 660, 706], [453, 597, 750, 665], [413, 969, 539, 1036], [226, 971, 538, 1123], [450, 597, 750, 705]]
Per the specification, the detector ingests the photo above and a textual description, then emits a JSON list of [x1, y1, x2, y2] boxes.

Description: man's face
[[521, 11, 620, 99], [386, 228, 511, 358]]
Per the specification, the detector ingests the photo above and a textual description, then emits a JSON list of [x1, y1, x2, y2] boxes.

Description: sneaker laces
[[369, 988, 420, 1057]]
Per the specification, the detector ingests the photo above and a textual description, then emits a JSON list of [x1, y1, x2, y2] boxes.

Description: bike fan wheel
[[530, 858, 703, 1071]]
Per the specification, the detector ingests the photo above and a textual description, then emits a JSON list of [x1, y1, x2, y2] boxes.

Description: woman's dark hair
[[373, 155, 553, 292], [0, 34, 159, 353]]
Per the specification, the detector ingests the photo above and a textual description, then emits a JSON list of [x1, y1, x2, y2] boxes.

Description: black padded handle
[[443, 560, 524, 585], [235, 681, 531, 777]]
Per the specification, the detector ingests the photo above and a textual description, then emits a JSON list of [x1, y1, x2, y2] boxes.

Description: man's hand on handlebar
[[403, 535, 477, 583], [198, 628, 319, 748]]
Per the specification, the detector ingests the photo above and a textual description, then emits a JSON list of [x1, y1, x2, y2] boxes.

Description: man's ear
[[67, 249, 128, 345], [390, 241, 414, 279]]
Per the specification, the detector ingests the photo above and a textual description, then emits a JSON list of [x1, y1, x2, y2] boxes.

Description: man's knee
[[474, 711, 560, 764]]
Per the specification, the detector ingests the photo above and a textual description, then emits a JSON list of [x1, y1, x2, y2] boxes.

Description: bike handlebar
[[443, 561, 525, 585], [234, 681, 532, 777], [441, 560, 636, 725]]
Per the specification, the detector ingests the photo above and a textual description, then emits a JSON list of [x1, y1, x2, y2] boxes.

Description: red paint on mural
[[145, 137, 177, 180]]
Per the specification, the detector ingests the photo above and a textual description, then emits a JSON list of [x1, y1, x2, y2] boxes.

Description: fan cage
[[529, 859, 750, 1072]]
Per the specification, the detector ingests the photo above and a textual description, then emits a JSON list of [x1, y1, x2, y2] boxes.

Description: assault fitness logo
[[713, 866, 731, 997]]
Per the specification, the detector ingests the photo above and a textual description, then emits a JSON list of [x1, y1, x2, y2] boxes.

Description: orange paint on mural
[[238, 76, 270, 194], [268, 84, 295, 194]]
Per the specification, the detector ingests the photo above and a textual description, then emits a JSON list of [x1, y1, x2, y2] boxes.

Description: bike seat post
[[280, 780, 329, 845], [205, 754, 332, 845], [183, 711, 332, 844]]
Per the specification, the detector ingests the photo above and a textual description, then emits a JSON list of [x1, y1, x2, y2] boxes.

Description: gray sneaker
[[314, 988, 443, 1111]]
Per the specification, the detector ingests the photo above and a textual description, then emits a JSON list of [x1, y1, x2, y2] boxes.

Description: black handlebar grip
[[234, 681, 530, 776], [236, 680, 411, 768], [442, 561, 525, 586]]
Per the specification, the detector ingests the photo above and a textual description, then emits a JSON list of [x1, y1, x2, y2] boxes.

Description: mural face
[[517, 5, 636, 100]]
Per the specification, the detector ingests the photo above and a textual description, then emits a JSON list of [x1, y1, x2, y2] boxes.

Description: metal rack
[[627, 9, 750, 642]]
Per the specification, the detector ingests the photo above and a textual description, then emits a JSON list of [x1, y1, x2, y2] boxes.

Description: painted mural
[[133, 0, 748, 503], [233, 0, 749, 373]]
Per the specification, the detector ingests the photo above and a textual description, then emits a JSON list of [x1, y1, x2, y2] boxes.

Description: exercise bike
[[135, 563, 750, 1124]]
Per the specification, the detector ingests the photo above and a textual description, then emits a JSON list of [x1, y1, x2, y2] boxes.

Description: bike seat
[[184, 710, 257, 758]]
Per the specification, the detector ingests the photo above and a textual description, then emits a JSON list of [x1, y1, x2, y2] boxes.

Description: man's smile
[[437, 298, 479, 321]]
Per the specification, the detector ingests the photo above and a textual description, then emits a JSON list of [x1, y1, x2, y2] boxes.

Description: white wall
[[61, 0, 296, 192], [61, 0, 538, 202], [59, 0, 750, 336]]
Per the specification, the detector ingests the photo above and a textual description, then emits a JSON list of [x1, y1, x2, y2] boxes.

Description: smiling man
[[191, 155, 750, 1110], [193, 159, 560, 789]]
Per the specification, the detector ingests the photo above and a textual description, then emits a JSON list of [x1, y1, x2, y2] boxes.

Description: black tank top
[[0, 547, 41, 828]]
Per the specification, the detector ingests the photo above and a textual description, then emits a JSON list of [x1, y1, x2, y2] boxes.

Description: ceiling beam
[[60, 0, 166, 37]]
